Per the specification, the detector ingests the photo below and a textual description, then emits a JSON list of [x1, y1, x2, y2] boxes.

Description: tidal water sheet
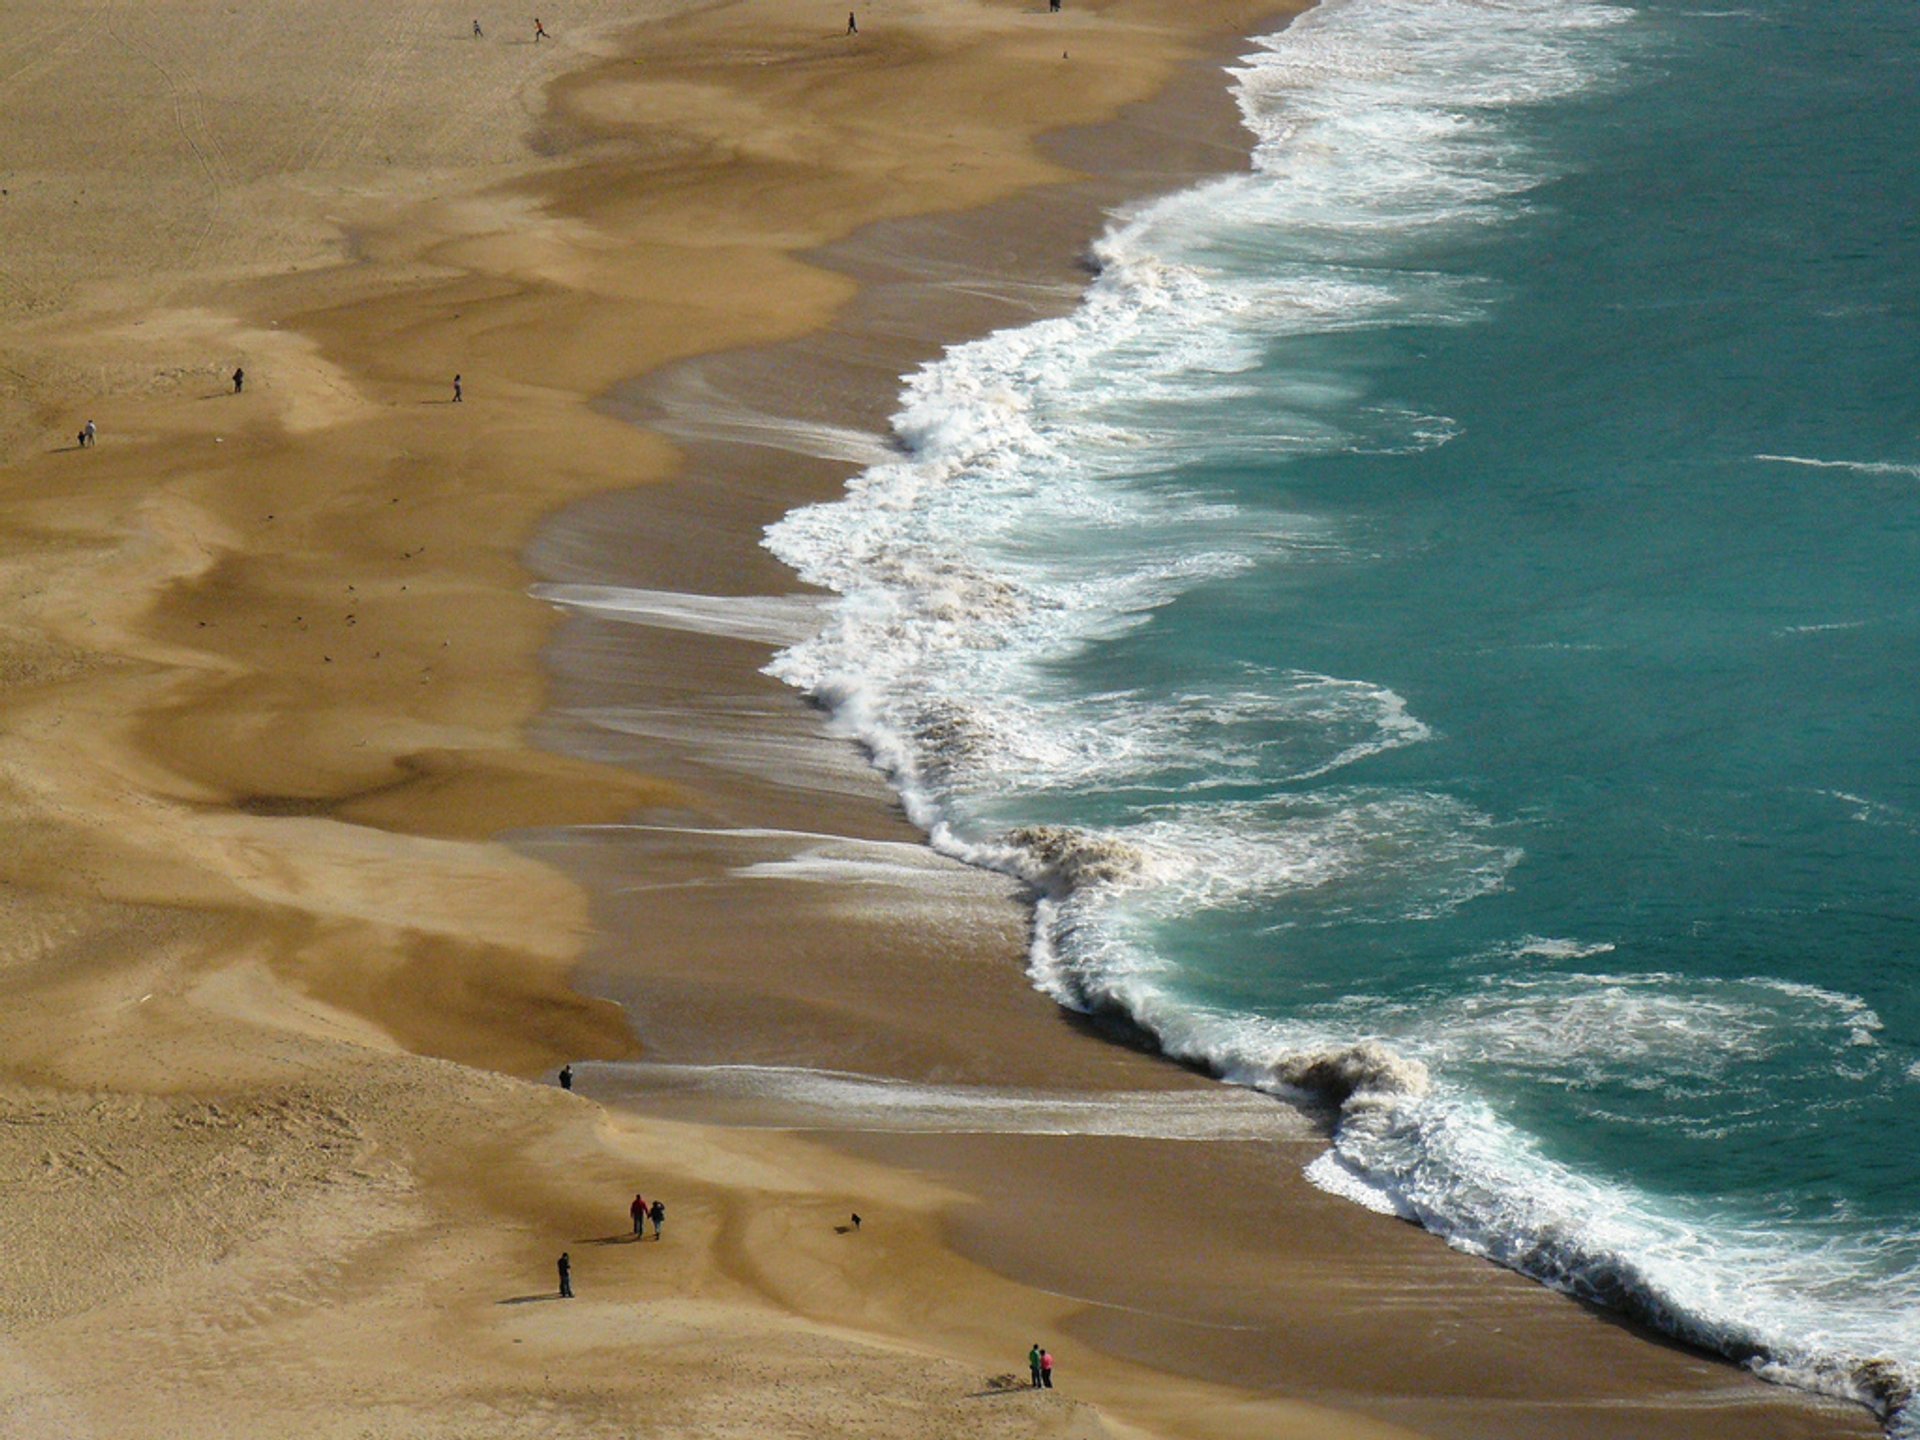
[[764, 0, 1920, 1427]]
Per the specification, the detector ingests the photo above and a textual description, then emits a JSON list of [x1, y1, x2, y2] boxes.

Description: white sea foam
[[1511, 934, 1616, 961], [1823, 790, 1920, 835], [757, 0, 1916, 1426], [1775, 619, 1869, 637], [1302, 1150, 1407, 1215], [1358, 971, 1890, 1102], [1756, 453, 1920, 479]]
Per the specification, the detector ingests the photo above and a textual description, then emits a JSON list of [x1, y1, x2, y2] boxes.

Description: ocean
[[764, 0, 1920, 1427]]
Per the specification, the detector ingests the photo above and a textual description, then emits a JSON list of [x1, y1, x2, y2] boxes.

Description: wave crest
[[1005, 825, 1149, 893], [1845, 1357, 1914, 1421], [1272, 1040, 1431, 1109]]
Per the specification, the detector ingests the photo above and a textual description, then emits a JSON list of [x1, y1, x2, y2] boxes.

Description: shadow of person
[[496, 1294, 566, 1306]]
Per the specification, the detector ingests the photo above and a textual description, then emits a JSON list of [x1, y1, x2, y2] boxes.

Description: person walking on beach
[[1028, 1343, 1043, 1388], [232, 366, 245, 394], [631, 1193, 647, 1238], [452, 373, 463, 403], [1050, 0, 1061, 11], [648, 1197, 665, 1240], [847, 10, 857, 34], [473, 18, 484, 36], [557, 1251, 573, 1298], [558, 1062, 573, 1090], [533, 16, 547, 41], [82, 419, 96, 448], [1040, 1349, 1054, 1388]]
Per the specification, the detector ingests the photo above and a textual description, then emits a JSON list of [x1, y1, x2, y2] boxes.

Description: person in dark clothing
[[1029, 1343, 1043, 1388], [473, 18, 484, 36], [847, 10, 857, 33], [631, 1193, 647, 1237], [534, 16, 547, 41], [648, 1198, 665, 1240], [850, 1213, 861, 1231], [232, 367, 245, 394], [452, 373, 463, 403], [558, 1063, 573, 1090], [557, 1252, 573, 1298]]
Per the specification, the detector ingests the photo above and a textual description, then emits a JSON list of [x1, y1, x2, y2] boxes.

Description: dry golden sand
[[0, 2, 1882, 1438]]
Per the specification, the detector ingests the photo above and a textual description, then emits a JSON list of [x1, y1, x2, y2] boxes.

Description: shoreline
[[528, 9, 1884, 1440], [0, 1, 1884, 1437]]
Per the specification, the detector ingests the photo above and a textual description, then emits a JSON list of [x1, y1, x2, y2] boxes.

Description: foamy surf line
[[585, 1063, 1309, 1140]]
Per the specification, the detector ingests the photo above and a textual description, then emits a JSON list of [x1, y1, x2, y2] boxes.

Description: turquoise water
[[768, 0, 1920, 1423]]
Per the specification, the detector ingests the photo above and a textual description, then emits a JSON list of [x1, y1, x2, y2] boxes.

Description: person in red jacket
[[1040, 1349, 1054, 1388], [630, 1193, 647, 1238]]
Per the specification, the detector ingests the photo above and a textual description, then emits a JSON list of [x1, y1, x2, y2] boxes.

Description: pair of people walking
[[469, 18, 541, 38], [631, 1193, 665, 1239], [1028, 1343, 1054, 1388], [557, 1190, 665, 1298]]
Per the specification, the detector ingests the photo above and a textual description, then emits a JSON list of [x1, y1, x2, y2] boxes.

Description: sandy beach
[[0, 2, 1881, 1438]]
